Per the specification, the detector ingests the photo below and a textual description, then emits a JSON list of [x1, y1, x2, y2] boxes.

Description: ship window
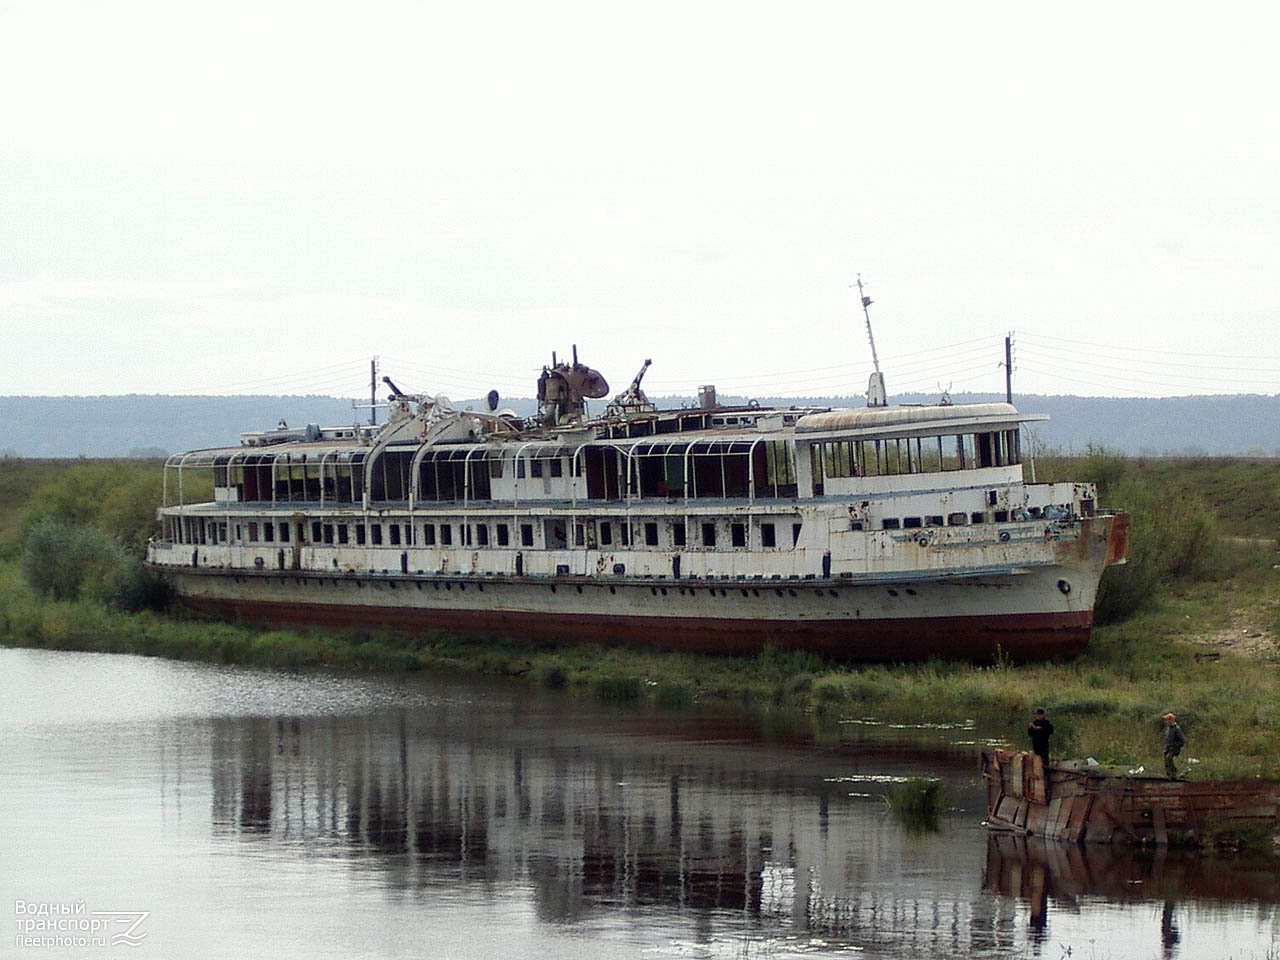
[[702, 522, 717, 547], [461, 524, 472, 546], [600, 522, 613, 546], [823, 440, 857, 479], [356, 524, 366, 545], [948, 512, 968, 526], [489, 457, 504, 479], [497, 523, 510, 546], [337, 524, 349, 544], [761, 523, 776, 548], [440, 524, 453, 546], [218, 523, 228, 543], [994, 510, 1009, 522], [531, 459, 543, 478], [371, 524, 383, 545], [263, 522, 274, 543], [575, 524, 585, 546], [620, 523, 630, 546], [731, 523, 746, 547], [882, 518, 900, 530], [673, 522, 686, 547], [763, 441, 797, 497], [517, 459, 527, 479], [644, 522, 658, 546], [390, 524, 401, 546], [903, 516, 922, 529], [792, 522, 802, 546], [311, 521, 322, 542], [476, 524, 489, 546], [423, 523, 436, 545], [977, 432, 997, 468], [249, 522, 259, 541], [323, 524, 335, 544], [550, 459, 563, 478], [810, 445, 825, 495], [520, 523, 534, 547], [925, 515, 944, 527], [545, 519, 567, 549]]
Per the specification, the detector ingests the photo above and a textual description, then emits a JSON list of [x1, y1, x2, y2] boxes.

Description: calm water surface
[[2, 648, 1276, 959]]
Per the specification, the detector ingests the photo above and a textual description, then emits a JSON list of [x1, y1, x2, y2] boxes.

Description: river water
[[2, 648, 1276, 960]]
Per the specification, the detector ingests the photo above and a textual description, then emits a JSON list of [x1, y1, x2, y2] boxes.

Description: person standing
[[1162, 712, 1185, 779], [1027, 708, 1053, 767]]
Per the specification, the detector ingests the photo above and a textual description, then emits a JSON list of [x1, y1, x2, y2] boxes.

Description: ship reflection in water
[[207, 696, 1278, 958]]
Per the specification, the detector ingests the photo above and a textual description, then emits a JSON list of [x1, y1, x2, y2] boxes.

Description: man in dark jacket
[[1027, 708, 1053, 766], [1162, 712, 1186, 779]]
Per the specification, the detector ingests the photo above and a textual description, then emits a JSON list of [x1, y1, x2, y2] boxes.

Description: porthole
[[1058, 579, 1072, 595]]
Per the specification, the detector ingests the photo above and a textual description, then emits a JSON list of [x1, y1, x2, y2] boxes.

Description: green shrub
[[592, 674, 643, 703], [19, 517, 167, 611], [653, 679, 694, 709], [885, 778, 944, 832], [537, 659, 569, 689]]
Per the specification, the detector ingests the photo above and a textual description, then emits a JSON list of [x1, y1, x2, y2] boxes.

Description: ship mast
[[858, 274, 887, 407]]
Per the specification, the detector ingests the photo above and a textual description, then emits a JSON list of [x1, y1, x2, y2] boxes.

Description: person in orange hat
[[1162, 712, 1185, 779]]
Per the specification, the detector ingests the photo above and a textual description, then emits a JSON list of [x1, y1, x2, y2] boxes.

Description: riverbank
[[3, 539, 1277, 780]]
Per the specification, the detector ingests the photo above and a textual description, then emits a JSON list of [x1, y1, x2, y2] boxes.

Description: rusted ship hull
[[983, 749, 1280, 846], [166, 565, 1102, 661]]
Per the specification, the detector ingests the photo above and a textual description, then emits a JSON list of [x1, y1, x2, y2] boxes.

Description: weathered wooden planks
[[982, 750, 1280, 846]]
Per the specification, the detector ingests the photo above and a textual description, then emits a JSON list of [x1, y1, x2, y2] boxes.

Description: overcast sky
[[3, 1, 1277, 403]]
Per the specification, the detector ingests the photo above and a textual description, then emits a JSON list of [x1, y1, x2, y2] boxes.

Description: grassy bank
[[2, 457, 1278, 780]]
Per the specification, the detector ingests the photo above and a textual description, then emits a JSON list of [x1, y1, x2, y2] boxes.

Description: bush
[[653, 680, 694, 709], [538, 659, 569, 689], [15, 461, 162, 549], [592, 674, 643, 703], [885, 778, 944, 832], [19, 517, 167, 611]]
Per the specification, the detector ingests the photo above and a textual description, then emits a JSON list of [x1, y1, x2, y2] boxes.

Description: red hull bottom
[[178, 595, 1093, 663]]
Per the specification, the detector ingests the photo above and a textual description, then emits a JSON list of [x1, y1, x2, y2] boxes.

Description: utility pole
[[1004, 334, 1013, 404]]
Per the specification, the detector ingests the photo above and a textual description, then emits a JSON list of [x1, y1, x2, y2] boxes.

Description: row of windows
[[814, 430, 1019, 483], [177, 516, 803, 551]]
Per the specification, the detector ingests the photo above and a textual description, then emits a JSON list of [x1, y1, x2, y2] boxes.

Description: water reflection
[[3, 649, 1277, 959], [207, 706, 988, 940]]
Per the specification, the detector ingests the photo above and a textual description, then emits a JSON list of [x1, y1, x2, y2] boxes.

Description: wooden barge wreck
[[982, 749, 1280, 847]]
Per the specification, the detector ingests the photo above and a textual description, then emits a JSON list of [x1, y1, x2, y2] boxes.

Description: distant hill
[[0, 392, 1276, 459]]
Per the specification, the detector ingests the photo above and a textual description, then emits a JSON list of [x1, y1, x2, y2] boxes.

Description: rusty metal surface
[[984, 750, 1280, 846]]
